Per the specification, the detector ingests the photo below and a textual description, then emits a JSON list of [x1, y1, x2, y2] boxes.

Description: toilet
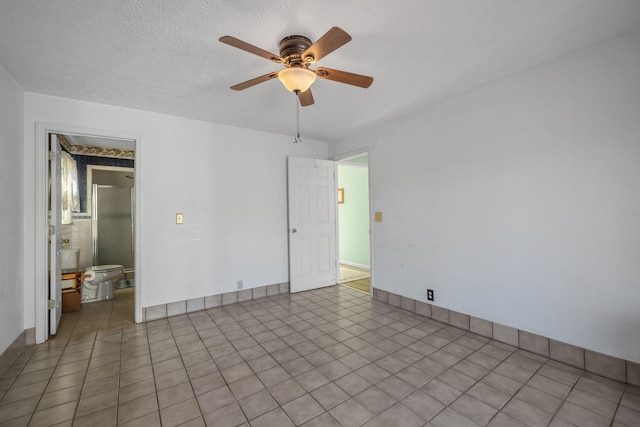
[[82, 265, 125, 303]]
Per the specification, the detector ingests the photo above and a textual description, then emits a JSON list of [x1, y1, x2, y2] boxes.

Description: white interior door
[[49, 134, 63, 335], [288, 157, 337, 293]]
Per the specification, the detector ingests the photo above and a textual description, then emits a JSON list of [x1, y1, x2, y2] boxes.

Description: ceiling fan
[[219, 27, 373, 106]]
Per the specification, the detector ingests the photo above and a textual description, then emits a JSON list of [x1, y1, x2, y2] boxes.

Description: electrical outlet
[[176, 213, 183, 224], [427, 289, 434, 301], [237, 280, 243, 290]]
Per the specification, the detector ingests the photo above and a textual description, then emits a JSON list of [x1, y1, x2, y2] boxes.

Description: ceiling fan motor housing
[[279, 35, 313, 65]]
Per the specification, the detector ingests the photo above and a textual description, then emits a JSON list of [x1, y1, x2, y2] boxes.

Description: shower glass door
[[92, 185, 134, 268]]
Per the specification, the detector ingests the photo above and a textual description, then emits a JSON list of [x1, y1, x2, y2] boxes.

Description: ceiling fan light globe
[[278, 68, 316, 93]]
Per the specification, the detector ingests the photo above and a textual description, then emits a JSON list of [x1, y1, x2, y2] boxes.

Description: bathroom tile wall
[[373, 287, 640, 387], [61, 217, 93, 269]]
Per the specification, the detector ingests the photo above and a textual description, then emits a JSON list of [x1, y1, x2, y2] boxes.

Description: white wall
[[0, 63, 24, 354], [23, 94, 328, 329], [330, 28, 640, 362]]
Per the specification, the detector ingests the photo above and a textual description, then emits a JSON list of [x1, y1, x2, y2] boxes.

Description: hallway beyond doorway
[[340, 264, 370, 294]]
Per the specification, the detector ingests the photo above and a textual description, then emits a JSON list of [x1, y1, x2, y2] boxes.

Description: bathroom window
[[60, 152, 80, 224]]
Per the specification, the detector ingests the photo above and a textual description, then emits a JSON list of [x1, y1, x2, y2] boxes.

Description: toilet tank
[[61, 249, 80, 273]]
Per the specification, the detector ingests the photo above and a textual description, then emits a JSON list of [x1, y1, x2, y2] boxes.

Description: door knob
[[291, 228, 297, 233], [61, 239, 69, 244]]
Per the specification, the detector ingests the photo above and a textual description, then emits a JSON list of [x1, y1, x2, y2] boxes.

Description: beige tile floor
[[1, 285, 639, 426], [54, 288, 135, 340]]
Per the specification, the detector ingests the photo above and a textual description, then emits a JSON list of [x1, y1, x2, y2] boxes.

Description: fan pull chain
[[294, 93, 302, 144]]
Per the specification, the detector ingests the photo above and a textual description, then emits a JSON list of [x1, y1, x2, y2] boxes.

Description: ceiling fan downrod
[[294, 91, 302, 144]]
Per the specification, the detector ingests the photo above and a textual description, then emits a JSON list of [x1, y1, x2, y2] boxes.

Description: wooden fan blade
[[302, 27, 351, 63], [314, 67, 373, 88], [298, 88, 314, 106], [219, 36, 283, 63], [230, 72, 279, 90]]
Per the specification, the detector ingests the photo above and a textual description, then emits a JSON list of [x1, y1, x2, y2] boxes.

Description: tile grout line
[[484, 348, 555, 426]]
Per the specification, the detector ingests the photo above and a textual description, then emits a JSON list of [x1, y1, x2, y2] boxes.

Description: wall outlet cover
[[427, 289, 434, 301]]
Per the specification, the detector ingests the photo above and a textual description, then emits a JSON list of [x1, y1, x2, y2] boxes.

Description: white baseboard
[[339, 260, 370, 270]]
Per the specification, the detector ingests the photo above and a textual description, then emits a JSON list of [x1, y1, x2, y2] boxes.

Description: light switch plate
[[176, 213, 183, 224]]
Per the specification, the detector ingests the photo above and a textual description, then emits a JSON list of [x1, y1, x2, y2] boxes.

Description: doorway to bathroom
[[41, 128, 138, 340], [337, 153, 372, 294]]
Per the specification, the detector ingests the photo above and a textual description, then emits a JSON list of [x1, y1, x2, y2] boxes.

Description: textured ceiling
[[1, 1, 640, 142]]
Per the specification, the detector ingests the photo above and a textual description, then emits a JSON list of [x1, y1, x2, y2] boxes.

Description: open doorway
[[45, 131, 137, 340], [337, 154, 371, 294]]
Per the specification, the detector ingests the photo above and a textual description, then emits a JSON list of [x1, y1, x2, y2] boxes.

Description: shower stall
[[92, 184, 134, 269]]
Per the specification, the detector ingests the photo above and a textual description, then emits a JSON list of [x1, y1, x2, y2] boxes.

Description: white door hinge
[[47, 300, 55, 310], [48, 151, 54, 161]]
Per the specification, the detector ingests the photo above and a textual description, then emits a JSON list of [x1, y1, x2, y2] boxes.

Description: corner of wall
[[0, 328, 35, 378]]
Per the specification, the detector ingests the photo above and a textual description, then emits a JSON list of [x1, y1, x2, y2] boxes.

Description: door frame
[[34, 122, 142, 343], [334, 149, 373, 295]]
